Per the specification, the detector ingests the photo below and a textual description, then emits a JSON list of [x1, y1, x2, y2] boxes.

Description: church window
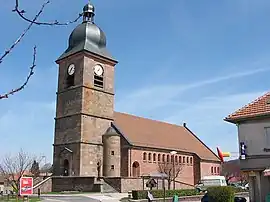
[[111, 165, 114, 170], [167, 154, 170, 162], [111, 151, 115, 155], [143, 152, 147, 161], [162, 154, 165, 162], [158, 154, 161, 162], [175, 156, 178, 164], [187, 157, 189, 164], [211, 167, 214, 174], [171, 155, 174, 163], [190, 157, 193, 165], [148, 153, 152, 161], [217, 167, 220, 174], [183, 156, 185, 163], [179, 156, 182, 163], [153, 153, 156, 162], [214, 167, 217, 174], [66, 74, 75, 88]]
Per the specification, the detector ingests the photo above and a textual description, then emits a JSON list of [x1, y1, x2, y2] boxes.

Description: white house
[[225, 92, 270, 202]]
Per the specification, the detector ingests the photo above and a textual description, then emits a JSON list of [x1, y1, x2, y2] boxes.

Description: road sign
[[20, 177, 33, 196]]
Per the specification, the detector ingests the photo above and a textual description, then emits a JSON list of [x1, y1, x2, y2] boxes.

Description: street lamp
[[170, 151, 177, 190]]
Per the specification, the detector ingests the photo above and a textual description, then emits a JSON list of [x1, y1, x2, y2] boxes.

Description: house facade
[[52, 1, 221, 192], [225, 92, 270, 202]]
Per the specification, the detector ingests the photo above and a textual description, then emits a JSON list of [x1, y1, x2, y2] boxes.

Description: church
[[51, 2, 221, 192]]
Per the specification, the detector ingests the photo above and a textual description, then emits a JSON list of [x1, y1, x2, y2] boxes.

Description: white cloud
[[116, 67, 270, 114]]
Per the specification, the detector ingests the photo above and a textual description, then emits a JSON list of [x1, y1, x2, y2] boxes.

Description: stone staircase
[[102, 180, 119, 193]]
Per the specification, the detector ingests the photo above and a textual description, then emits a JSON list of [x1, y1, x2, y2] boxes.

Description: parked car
[[201, 192, 247, 202], [195, 175, 227, 192]]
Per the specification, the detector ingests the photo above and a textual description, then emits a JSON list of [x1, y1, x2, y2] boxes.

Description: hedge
[[132, 189, 200, 199], [207, 186, 235, 202]]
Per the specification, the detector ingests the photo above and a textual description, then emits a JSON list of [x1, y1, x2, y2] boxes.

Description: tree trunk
[[168, 180, 171, 190]]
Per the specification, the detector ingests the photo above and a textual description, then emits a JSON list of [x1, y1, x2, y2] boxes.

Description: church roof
[[113, 112, 220, 161], [224, 92, 270, 123]]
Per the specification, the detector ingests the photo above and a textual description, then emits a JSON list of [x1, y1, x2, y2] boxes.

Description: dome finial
[[83, 1, 95, 23]]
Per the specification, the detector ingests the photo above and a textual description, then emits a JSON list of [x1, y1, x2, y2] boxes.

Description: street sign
[[20, 177, 33, 196]]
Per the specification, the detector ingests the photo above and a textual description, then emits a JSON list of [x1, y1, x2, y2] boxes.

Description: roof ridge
[[114, 111, 184, 128], [227, 91, 270, 119]]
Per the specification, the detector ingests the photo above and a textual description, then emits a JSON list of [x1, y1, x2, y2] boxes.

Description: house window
[[158, 154, 161, 162], [111, 151, 115, 155], [265, 127, 270, 147], [153, 153, 156, 162], [111, 165, 114, 170], [143, 152, 147, 161]]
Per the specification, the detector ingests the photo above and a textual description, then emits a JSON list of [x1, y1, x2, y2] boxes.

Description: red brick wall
[[200, 161, 221, 177], [129, 148, 195, 186]]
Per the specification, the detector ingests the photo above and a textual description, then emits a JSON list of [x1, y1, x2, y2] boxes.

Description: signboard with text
[[19, 177, 33, 196]]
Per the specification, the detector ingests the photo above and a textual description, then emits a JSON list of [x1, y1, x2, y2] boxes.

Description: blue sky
[[1, 0, 270, 163]]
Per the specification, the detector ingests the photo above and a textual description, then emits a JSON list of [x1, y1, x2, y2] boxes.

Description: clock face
[[94, 64, 104, 76], [67, 64, 75, 76]]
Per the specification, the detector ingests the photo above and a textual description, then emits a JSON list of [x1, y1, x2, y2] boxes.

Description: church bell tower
[[53, 1, 118, 177]]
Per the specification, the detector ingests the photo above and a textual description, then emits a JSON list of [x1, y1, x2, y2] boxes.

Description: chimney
[[183, 122, 187, 127]]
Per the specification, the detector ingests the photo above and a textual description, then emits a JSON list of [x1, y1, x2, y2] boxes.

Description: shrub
[[132, 189, 200, 199], [207, 186, 235, 202]]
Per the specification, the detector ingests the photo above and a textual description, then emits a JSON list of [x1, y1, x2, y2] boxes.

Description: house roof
[[224, 92, 270, 123], [114, 112, 220, 161]]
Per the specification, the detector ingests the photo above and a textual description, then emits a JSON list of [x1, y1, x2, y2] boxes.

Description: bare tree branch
[[12, 0, 82, 26], [0, 46, 36, 99], [0, 1, 48, 64], [0, 149, 37, 193], [158, 161, 183, 190]]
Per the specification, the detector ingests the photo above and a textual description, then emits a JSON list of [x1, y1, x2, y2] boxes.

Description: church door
[[63, 159, 70, 176]]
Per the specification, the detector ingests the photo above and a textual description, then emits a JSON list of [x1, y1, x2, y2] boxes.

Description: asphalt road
[[41, 195, 99, 202]]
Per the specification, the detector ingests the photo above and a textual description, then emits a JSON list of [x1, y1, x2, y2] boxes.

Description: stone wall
[[52, 177, 101, 192], [33, 177, 52, 194]]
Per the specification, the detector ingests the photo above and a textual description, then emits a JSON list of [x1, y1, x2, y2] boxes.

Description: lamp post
[[170, 151, 177, 190]]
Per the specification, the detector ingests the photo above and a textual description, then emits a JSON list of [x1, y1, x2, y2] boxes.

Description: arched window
[[153, 153, 156, 162], [190, 157, 193, 165], [148, 153, 152, 161], [158, 154, 161, 162], [132, 161, 140, 177], [143, 152, 147, 161], [162, 154, 165, 162], [217, 167, 220, 174], [211, 167, 214, 174], [63, 159, 69, 176], [183, 156, 186, 163], [214, 167, 217, 174], [171, 155, 174, 163], [167, 154, 170, 162], [187, 157, 189, 164], [175, 156, 178, 164], [179, 156, 182, 163]]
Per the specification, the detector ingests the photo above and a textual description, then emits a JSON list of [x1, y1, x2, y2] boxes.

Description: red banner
[[19, 177, 33, 196]]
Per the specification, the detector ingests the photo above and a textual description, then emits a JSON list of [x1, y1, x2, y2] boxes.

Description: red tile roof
[[225, 92, 270, 123], [114, 112, 220, 161]]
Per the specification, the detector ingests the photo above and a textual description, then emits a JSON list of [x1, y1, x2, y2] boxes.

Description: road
[[41, 195, 99, 202]]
